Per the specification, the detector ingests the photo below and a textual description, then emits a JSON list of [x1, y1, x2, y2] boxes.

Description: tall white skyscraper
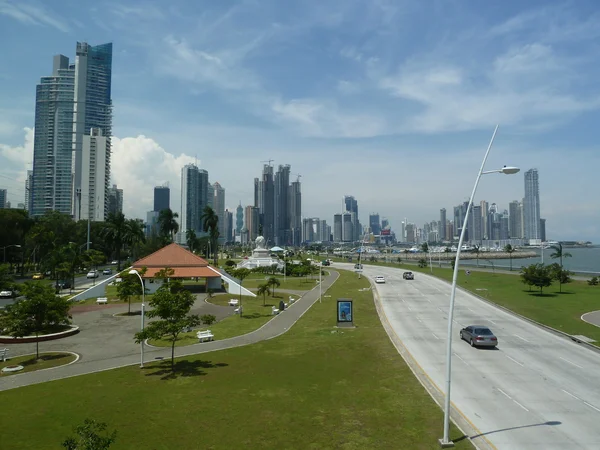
[[212, 182, 226, 240], [523, 168, 541, 242], [81, 128, 110, 221]]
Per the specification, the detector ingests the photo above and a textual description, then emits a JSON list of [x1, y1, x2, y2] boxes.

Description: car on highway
[[460, 325, 498, 348], [57, 280, 72, 289], [0, 289, 16, 298], [110, 260, 118, 265], [32, 273, 44, 280], [321, 260, 330, 266], [403, 271, 414, 280], [375, 276, 386, 284], [102, 268, 113, 275], [86, 270, 99, 279], [354, 263, 363, 269]]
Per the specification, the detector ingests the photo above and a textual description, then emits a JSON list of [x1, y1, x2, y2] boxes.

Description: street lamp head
[[128, 269, 138, 275], [15, 245, 21, 248], [500, 166, 520, 175]]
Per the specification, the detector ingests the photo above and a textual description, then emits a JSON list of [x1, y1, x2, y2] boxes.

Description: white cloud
[[336, 80, 360, 95], [0, 127, 33, 172], [111, 135, 196, 219], [0, 0, 69, 32]]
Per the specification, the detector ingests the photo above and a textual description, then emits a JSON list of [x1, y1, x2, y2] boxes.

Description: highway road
[[339, 263, 600, 449]]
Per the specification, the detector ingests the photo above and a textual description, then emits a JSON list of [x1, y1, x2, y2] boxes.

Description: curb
[[0, 326, 80, 344], [581, 310, 600, 329]]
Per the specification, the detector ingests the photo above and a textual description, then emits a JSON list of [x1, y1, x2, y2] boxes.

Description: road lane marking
[[514, 334, 530, 343], [505, 355, 524, 366], [513, 400, 529, 412], [453, 353, 470, 367], [437, 307, 444, 313], [468, 308, 475, 313], [488, 319, 497, 325], [432, 333, 439, 340], [562, 389, 581, 400], [407, 305, 412, 311], [497, 388, 529, 412], [497, 388, 512, 400], [584, 402, 600, 413], [559, 356, 583, 369]]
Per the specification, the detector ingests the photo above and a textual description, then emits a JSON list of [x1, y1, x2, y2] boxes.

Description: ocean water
[[460, 247, 600, 274]]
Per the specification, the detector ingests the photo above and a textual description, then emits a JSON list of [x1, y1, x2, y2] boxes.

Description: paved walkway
[[581, 310, 600, 328], [0, 271, 339, 392]]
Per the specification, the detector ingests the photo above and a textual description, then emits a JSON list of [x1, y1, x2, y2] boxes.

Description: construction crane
[[260, 159, 274, 166], [291, 173, 302, 182]]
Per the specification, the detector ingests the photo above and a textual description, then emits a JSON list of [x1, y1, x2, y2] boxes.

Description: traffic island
[[0, 326, 80, 344], [0, 352, 79, 376]]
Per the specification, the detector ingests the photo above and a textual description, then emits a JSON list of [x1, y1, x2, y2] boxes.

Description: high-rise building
[[25, 170, 32, 212], [381, 218, 389, 230], [244, 205, 260, 241], [224, 209, 233, 243], [471, 205, 482, 242], [30, 42, 113, 219], [508, 200, 521, 238], [540, 218, 546, 242], [257, 164, 275, 245], [439, 208, 447, 241], [369, 213, 381, 235], [274, 165, 290, 246], [480, 201, 489, 239], [180, 163, 210, 239], [213, 182, 226, 240], [235, 203, 244, 236], [524, 168, 541, 242], [107, 184, 122, 216], [153, 185, 170, 212], [0, 189, 6, 208], [302, 217, 315, 243], [333, 213, 342, 242], [289, 179, 302, 246], [405, 223, 415, 243], [344, 195, 360, 241], [342, 212, 354, 242]]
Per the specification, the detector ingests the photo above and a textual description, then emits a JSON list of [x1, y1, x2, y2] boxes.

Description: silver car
[[460, 325, 498, 348]]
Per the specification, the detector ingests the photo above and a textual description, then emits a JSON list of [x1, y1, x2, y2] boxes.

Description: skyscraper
[[244, 205, 260, 241], [212, 182, 226, 239], [0, 189, 6, 208], [258, 164, 275, 245], [274, 165, 291, 245], [235, 203, 244, 236], [508, 200, 521, 238], [333, 214, 342, 242], [523, 168, 541, 242], [344, 195, 360, 241], [439, 208, 447, 241], [107, 184, 123, 216], [80, 128, 110, 221], [289, 179, 302, 246], [225, 209, 233, 243], [480, 201, 489, 239], [369, 213, 381, 235], [154, 185, 170, 212], [180, 163, 209, 239]]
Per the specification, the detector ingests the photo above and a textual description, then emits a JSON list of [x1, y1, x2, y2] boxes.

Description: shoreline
[[367, 251, 537, 261]]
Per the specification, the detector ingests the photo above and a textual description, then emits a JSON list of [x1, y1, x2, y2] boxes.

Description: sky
[[1, 0, 599, 242]]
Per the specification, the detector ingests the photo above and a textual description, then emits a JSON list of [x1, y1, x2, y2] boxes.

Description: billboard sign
[[337, 299, 353, 323]]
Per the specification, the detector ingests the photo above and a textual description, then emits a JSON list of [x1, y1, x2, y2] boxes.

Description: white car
[[86, 270, 99, 279], [375, 276, 386, 284], [0, 290, 15, 298]]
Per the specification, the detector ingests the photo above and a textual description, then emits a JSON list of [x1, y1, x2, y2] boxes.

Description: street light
[[319, 261, 322, 303], [2, 244, 22, 263], [439, 125, 519, 448], [129, 269, 146, 368]]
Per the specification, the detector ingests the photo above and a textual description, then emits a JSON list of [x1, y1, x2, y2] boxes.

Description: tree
[[418, 258, 427, 268], [201, 206, 219, 265], [134, 269, 201, 370], [549, 263, 572, 293], [116, 270, 145, 315], [62, 418, 117, 450], [230, 268, 251, 316], [504, 244, 516, 271], [472, 245, 481, 267], [0, 282, 72, 359], [257, 283, 271, 306], [267, 277, 281, 298], [588, 276, 599, 286], [157, 208, 180, 243], [421, 242, 429, 253], [550, 243, 572, 269], [520, 263, 553, 295], [186, 229, 197, 252]]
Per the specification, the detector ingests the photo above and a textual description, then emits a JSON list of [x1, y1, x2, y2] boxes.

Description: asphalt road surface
[[340, 263, 600, 449]]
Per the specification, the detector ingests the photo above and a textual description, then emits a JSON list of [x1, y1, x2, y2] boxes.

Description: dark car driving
[[403, 271, 414, 280]]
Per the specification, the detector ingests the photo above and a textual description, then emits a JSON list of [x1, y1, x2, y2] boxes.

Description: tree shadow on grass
[[20, 353, 71, 367], [555, 291, 575, 295], [240, 312, 272, 319], [145, 359, 229, 380], [528, 292, 558, 298]]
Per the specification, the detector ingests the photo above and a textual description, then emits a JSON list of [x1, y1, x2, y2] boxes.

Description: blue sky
[[1, 0, 599, 242]]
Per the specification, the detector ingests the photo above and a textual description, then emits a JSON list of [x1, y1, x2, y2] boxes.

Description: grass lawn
[[149, 293, 281, 347], [0, 270, 471, 450], [0, 352, 77, 376], [241, 273, 321, 290]]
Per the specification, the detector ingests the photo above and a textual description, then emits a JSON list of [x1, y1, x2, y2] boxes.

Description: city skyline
[[1, 1, 599, 241]]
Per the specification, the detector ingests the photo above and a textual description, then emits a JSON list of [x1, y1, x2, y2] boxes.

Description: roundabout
[[0, 351, 79, 376], [0, 325, 80, 344]]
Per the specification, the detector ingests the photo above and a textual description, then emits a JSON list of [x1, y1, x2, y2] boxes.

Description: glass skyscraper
[[523, 168, 541, 242]]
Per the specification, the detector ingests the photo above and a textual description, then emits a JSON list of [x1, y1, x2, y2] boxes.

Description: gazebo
[[131, 243, 222, 292]]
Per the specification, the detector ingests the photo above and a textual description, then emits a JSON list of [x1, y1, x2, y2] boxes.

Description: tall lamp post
[[319, 261, 322, 303], [129, 269, 146, 368], [439, 125, 519, 447], [2, 244, 22, 264]]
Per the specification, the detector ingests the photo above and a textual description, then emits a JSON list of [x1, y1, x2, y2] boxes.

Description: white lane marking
[[416, 316, 422, 323], [407, 305, 412, 311], [505, 355, 524, 366], [437, 307, 444, 313], [514, 334, 530, 343], [432, 333, 439, 340], [468, 308, 475, 313], [497, 388, 529, 412], [427, 298, 432, 303], [453, 353, 470, 367], [562, 389, 581, 401], [559, 356, 583, 369], [584, 402, 600, 413], [488, 319, 497, 325]]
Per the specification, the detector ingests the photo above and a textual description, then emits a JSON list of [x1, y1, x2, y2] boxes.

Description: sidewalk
[[0, 271, 339, 392]]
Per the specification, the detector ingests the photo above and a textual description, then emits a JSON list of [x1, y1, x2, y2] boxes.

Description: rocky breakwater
[[380, 251, 537, 261]]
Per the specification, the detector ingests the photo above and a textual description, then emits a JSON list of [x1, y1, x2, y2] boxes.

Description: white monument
[[237, 236, 283, 270]]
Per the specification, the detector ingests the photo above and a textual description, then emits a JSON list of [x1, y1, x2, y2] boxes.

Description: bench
[[197, 330, 214, 342], [289, 296, 296, 304], [272, 307, 280, 315], [234, 306, 243, 314], [96, 297, 108, 305], [228, 299, 239, 307], [0, 348, 8, 362]]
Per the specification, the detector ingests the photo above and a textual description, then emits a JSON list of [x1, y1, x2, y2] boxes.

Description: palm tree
[[102, 213, 128, 270], [201, 206, 219, 265], [257, 283, 271, 306], [186, 229, 197, 252], [126, 218, 146, 259], [157, 208, 179, 242], [550, 243, 572, 269], [472, 245, 481, 267], [267, 277, 281, 298], [504, 244, 516, 271]]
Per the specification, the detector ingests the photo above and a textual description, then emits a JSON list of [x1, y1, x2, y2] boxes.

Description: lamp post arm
[[441, 124, 498, 445]]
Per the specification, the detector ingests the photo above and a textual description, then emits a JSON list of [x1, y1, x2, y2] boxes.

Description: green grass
[[240, 273, 321, 290], [0, 270, 471, 450], [149, 293, 282, 347], [0, 352, 77, 376]]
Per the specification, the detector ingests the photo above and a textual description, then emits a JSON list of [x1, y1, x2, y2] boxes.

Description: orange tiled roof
[[132, 243, 213, 278]]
